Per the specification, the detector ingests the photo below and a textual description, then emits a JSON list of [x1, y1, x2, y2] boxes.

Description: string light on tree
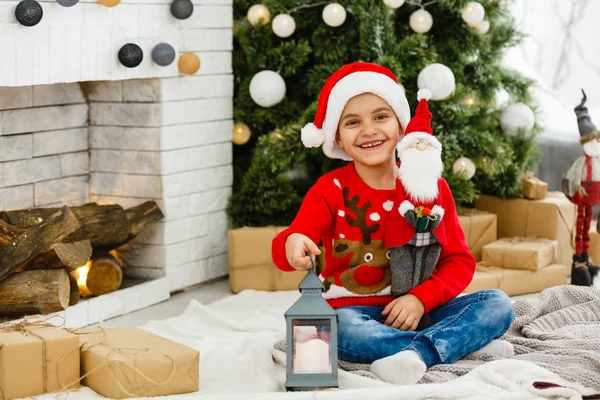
[[461, 2, 485, 25], [463, 95, 475, 107], [409, 9, 433, 33], [453, 157, 476, 180], [417, 63, 455, 101], [272, 14, 296, 38], [500, 103, 535, 137], [383, 0, 405, 9], [233, 122, 251, 145], [470, 19, 490, 34], [249, 70, 286, 107], [322, 3, 346, 27], [247, 4, 270, 26]]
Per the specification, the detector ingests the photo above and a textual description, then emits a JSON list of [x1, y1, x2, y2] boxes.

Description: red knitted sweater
[[271, 163, 476, 313]]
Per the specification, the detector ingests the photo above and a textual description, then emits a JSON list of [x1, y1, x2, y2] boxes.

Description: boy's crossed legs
[[337, 289, 515, 385]]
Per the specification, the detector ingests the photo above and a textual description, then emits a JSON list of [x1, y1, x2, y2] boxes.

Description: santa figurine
[[562, 90, 600, 286]]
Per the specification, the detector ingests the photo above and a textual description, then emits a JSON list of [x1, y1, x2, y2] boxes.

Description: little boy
[[272, 62, 515, 385]]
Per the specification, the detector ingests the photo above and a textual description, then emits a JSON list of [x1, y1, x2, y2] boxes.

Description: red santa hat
[[397, 89, 442, 153], [301, 62, 411, 160]]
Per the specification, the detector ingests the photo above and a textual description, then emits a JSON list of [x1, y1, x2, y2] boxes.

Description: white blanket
[[33, 290, 597, 400]]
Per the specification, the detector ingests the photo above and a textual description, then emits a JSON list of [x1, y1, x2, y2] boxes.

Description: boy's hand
[[382, 294, 425, 331], [285, 233, 321, 271]]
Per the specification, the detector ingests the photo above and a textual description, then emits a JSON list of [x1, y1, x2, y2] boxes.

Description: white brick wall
[[0, 1, 233, 293]]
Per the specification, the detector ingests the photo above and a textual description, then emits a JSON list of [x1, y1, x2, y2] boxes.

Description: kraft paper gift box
[[0, 326, 80, 400], [228, 226, 308, 293], [522, 176, 548, 200], [80, 328, 199, 399], [482, 238, 558, 271], [457, 209, 497, 261], [589, 222, 600, 267], [463, 263, 568, 296], [475, 193, 576, 268]]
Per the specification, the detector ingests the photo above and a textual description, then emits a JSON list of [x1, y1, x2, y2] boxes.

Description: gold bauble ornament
[[233, 122, 251, 145], [98, 0, 120, 7], [178, 52, 200, 75]]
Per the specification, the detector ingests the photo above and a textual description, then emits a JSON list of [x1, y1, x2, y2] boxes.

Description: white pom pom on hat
[[301, 123, 326, 147], [417, 88, 432, 101]]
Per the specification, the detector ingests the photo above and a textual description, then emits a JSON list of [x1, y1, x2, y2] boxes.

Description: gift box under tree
[[482, 237, 558, 271], [457, 209, 497, 261]]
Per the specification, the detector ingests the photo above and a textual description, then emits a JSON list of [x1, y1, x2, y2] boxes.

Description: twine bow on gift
[[0, 315, 67, 398]]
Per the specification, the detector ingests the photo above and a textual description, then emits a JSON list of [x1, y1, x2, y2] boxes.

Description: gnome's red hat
[[397, 89, 442, 153], [301, 62, 411, 160]]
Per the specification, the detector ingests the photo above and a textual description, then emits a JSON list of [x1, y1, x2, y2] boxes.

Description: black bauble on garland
[[170, 0, 193, 20], [56, 0, 79, 7], [15, 0, 43, 27], [118, 43, 143, 68]]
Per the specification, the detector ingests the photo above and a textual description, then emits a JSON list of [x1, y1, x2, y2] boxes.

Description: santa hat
[[301, 62, 411, 160], [575, 89, 600, 145], [397, 89, 442, 153]]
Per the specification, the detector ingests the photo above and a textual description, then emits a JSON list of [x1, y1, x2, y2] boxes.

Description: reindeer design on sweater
[[323, 187, 392, 295]]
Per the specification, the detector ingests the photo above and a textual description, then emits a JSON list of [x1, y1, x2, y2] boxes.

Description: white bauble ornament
[[383, 0, 405, 9], [470, 19, 489, 34], [461, 2, 485, 25], [409, 9, 433, 33], [233, 122, 251, 145], [417, 63, 456, 100], [322, 3, 346, 27], [453, 157, 476, 180], [500, 103, 535, 136], [247, 4, 270, 26], [249, 70, 286, 107], [272, 14, 295, 38]]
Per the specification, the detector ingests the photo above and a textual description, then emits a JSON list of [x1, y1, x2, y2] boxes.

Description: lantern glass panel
[[292, 319, 332, 374]]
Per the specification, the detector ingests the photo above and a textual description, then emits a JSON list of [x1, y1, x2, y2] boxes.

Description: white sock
[[370, 350, 427, 385], [471, 339, 514, 358]]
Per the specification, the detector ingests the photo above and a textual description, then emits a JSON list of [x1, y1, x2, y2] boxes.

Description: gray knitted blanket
[[276, 285, 600, 390]]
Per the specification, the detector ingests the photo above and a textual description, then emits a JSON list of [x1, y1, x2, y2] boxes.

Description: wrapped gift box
[[228, 226, 308, 293], [589, 222, 600, 267], [522, 176, 548, 200], [482, 238, 558, 271], [475, 193, 576, 267], [0, 326, 80, 400], [463, 263, 568, 296], [80, 328, 199, 399], [457, 209, 497, 261]]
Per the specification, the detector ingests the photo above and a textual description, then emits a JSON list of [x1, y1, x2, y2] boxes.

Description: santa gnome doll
[[562, 89, 600, 286], [388, 89, 449, 329]]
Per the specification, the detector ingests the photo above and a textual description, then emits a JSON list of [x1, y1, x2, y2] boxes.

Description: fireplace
[[0, 1, 233, 327]]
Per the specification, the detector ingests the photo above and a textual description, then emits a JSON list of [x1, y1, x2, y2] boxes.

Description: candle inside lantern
[[75, 260, 93, 297], [293, 338, 332, 374]]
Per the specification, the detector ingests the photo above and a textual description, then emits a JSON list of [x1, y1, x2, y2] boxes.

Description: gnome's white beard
[[398, 144, 443, 203]]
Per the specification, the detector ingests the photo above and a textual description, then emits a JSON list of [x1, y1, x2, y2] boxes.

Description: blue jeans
[[336, 289, 515, 367]]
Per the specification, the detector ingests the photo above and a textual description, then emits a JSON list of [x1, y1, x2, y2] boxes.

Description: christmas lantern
[[152, 43, 176, 66], [170, 0, 193, 20], [272, 14, 295, 38], [322, 3, 346, 27], [56, 0, 78, 7], [249, 70, 286, 107], [98, 0, 120, 7], [417, 63, 455, 101], [285, 263, 338, 391], [247, 4, 270, 26], [15, 0, 43, 27], [118, 43, 143, 68], [500, 103, 535, 136], [178, 52, 201, 75], [409, 9, 433, 33], [233, 122, 251, 145]]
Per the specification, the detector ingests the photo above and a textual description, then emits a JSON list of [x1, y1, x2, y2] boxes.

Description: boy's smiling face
[[336, 93, 401, 167]]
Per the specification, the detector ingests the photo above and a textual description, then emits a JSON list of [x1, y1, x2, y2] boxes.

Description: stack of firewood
[[0, 201, 163, 318]]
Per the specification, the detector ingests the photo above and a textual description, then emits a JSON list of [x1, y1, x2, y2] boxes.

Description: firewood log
[[0, 270, 70, 316], [68, 272, 80, 306], [86, 255, 123, 296]]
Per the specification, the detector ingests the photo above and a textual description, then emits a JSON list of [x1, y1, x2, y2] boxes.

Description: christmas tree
[[229, 0, 539, 228]]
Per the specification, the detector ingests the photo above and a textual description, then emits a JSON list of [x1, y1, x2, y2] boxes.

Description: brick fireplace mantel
[[0, 0, 233, 323]]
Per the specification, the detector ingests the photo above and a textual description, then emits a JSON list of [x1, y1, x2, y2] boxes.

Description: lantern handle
[[307, 252, 317, 275]]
